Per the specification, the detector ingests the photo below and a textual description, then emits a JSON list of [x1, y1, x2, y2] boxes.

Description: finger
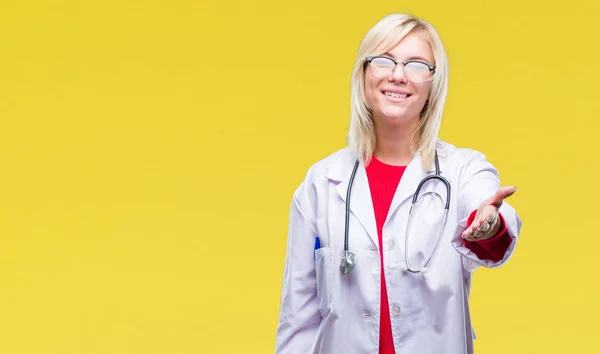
[[465, 234, 481, 242], [466, 227, 488, 241], [489, 186, 517, 208], [480, 208, 498, 224], [472, 213, 500, 240], [465, 231, 484, 242], [478, 221, 491, 233], [466, 233, 488, 242], [462, 212, 487, 238], [475, 212, 491, 229], [461, 228, 470, 238], [462, 221, 482, 239], [461, 226, 474, 238], [479, 212, 498, 231], [463, 212, 496, 239], [473, 220, 484, 232]]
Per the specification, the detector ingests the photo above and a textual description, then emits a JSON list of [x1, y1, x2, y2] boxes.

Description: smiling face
[[364, 32, 435, 128]]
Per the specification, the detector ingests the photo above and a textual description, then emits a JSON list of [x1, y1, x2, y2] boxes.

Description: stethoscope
[[339, 151, 451, 275]]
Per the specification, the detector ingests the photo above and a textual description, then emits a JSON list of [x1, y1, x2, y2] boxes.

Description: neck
[[373, 118, 420, 166]]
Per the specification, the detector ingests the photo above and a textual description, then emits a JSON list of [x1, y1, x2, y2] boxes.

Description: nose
[[388, 64, 407, 83]]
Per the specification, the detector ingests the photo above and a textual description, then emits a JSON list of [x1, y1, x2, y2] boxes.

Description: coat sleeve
[[275, 178, 321, 353], [450, 150, 523, 271]]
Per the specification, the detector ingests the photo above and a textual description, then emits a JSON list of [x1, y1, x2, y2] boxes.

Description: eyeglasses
[[365, 56, 436, 84]]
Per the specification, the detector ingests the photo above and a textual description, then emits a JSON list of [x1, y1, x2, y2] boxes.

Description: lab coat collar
[[326, 147, 437, 250]]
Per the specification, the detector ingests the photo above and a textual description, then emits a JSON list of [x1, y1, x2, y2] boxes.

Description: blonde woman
[[275, 14, 522, 354]]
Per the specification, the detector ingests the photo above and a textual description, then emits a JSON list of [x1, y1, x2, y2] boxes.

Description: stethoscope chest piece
[[340, 251, 357, 274]]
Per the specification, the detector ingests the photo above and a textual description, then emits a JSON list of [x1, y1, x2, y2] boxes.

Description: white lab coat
[[275, 140, 522, 354]]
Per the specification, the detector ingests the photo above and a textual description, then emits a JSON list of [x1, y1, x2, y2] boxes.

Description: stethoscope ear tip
[[420, 267, 428, 274]]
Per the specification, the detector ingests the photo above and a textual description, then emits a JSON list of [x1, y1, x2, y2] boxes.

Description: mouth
[[382, 90, 412, 101]]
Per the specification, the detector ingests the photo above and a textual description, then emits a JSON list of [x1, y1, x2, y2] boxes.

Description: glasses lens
[[404, 62, 431, 84], [369, 57, 395, 79]]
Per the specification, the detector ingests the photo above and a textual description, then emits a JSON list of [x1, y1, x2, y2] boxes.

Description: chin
[[377, 107, 417, 124]]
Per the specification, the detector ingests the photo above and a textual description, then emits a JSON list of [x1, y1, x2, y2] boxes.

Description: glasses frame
[[365, 56, 436, 83]]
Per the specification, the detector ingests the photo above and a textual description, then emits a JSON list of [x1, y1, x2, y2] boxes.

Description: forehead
[[384, 32, 434, 63]]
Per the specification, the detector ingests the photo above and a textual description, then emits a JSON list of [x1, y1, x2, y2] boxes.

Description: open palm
[[461, 186, 517, 241]]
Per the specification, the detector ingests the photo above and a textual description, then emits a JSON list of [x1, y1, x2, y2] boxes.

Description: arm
[[450, 150, 523, 269], [275, 181, 321, 353]]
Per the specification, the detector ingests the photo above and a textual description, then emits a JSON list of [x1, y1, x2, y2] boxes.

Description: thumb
[[489, 186, 517, 208]]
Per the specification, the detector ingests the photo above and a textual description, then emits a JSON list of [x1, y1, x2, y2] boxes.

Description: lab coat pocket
[[314, 246, 333, 316]]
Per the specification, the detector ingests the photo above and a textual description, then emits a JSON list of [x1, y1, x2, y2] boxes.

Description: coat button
[[391, 304, 401, 316], [386, 239, 395, 249]]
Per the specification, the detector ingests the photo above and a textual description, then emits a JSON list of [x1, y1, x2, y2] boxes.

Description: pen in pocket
[[314, 237, 320, 260]]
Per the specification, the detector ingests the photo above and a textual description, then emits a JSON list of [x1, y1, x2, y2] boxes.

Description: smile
[[382, 90, 411, 101], [384, 91, 409, 98]]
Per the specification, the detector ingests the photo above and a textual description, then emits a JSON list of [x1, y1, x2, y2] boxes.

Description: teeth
[[384, 91, 408, 98]]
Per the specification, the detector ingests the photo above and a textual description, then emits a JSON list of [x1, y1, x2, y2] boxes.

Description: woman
[[275, 14, 522, 354]]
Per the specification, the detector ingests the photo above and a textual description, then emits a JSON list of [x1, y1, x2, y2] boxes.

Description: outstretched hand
[[461, 186, 517, 242]]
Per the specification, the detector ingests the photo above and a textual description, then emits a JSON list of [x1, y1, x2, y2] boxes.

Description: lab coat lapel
[[326, 151, 379, 249], [386, 151, 435, 223]]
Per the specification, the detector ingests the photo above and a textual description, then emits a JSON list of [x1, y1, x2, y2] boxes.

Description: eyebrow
[[382, 52, 432, 63]]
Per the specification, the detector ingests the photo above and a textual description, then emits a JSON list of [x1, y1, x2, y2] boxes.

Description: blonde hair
[[348, 14, 449, 169]]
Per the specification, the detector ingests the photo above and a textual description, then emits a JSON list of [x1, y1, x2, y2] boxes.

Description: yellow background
[[0, 0, 598, 353]]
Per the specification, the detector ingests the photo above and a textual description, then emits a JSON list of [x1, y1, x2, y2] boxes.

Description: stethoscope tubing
[[341, 151, 450, 274]]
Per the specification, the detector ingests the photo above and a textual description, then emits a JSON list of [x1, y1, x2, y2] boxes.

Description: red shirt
[[365, 156, 511, 354]]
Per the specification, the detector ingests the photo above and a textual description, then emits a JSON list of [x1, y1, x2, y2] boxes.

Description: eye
[[371, 57, 395, 67], [405, 62, 429, 72]]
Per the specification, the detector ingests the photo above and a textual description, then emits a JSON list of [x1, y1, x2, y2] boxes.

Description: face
[[364, 32, 435, 127]]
